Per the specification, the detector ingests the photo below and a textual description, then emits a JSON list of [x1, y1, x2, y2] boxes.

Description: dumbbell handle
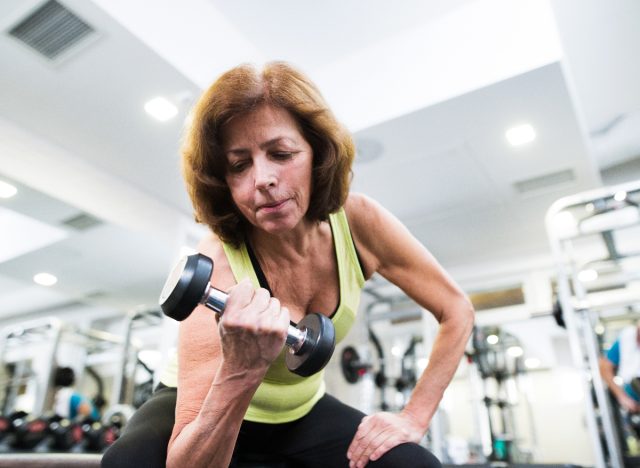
[[200, 283, 307, 353]]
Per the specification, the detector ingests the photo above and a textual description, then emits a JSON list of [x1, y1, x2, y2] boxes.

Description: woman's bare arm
[[345, 193, 474, 466], [166, 238, 289, 468]]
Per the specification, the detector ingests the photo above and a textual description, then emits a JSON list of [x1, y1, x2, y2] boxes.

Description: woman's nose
[[253, 158, 277, 189]]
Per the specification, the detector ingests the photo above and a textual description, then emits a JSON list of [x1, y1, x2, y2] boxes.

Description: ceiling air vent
[[513, 168, 575, 195], [8, 0, 96, 61], [62, 212, 102, 231]]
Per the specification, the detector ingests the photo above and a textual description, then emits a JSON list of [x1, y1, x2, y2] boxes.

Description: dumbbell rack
[[546, 179, 640, 468]]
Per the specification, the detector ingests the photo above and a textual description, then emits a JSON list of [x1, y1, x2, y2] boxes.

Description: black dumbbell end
[[286, 313, 336, 377], [159, 253, 214, 321]]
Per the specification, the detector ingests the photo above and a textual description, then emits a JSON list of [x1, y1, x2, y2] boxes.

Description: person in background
[[599, 324, 640, 414], [53, 366, 100, 421]]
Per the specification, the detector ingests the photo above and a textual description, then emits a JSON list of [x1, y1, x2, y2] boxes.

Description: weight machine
[[546, 179, 640, 468], [467, 325, 535, 463], [0, 318, 63, 417]]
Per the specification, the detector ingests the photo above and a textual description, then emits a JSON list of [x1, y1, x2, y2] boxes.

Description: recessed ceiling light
[[486, 334, 499, 345], [506, 124, 536, 146], [33, 272, 58, 286], [0, 180, 17, 198], [144, 97, 178, 122]]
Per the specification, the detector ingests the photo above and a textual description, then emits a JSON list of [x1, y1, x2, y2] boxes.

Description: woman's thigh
[[101, 386, 177, 468], [279, 394, 440, 468]]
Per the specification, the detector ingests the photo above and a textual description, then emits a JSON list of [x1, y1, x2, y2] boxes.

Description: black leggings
[[102, 386, 440, 468], [101, 384, 177, 468]]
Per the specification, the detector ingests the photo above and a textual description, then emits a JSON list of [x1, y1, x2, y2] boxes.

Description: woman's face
[[223, 105, 314, 236]]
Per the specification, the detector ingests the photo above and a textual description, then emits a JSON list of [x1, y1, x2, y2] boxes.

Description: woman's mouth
[[258, 199, 288, 213]]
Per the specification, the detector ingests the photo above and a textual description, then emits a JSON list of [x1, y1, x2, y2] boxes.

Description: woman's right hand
[[217, 278, 290, 372]]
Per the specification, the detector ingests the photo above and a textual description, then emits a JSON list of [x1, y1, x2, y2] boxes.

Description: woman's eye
[[272, 152, 293, 160], [229, 161, 248, 173]]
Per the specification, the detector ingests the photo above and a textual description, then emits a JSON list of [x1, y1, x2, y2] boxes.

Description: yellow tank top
[[159, 208, 364, 423]]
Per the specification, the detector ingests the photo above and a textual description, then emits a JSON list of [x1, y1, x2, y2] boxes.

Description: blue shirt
[[606, 340, 640, 402]]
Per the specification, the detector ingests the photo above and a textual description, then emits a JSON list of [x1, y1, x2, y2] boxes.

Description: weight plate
[[341, 346, 361, 384], [286, 313, 335, 377], [159, 254, 213, 321]]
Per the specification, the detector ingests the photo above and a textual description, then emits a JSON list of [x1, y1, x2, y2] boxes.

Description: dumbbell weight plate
[[285, 313, 335, 377], [160, 254, 214, 321], [341, 345, 362, 384]]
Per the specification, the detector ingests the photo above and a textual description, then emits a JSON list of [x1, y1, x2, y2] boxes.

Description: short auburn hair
[[181, 61, 355, 246]]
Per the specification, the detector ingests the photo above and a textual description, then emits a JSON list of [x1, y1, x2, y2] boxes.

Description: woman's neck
[[249, 218, 323, 263]]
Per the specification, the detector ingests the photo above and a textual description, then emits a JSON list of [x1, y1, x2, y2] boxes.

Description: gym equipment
[[340, 346, 371, 383], [546, 181, 640, 468], [111, 309, 163, 414], [132, 358, 154, 409], [48, 415, 83, 451], [0, 318, 63, 417], [82, 408, 127, 453], [82, 420, 119, 453], [159, 253, 336, 377], [0, 411, 27, 442], [10, 414, 49, 449]]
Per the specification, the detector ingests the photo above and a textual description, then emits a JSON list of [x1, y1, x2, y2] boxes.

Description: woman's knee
[[369, 442, 442, 468], [101, 387, 176, 468]]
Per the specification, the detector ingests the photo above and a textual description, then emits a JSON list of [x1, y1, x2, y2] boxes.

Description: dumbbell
[[159, 253, 335, 377], [340, 346, 371, 384], [48, 415, 83, 451]]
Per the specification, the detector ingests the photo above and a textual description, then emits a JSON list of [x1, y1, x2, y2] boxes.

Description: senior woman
[[103, 61, 473, 468]]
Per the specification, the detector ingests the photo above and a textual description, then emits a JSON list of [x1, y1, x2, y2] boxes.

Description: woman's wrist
[[216, 359, 268, 389]]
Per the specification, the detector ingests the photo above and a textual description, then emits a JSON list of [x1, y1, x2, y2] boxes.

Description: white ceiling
[[1, 0, 639, 337]]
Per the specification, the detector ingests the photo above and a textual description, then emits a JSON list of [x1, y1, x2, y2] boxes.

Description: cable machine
[[546, 179, 640, 468]]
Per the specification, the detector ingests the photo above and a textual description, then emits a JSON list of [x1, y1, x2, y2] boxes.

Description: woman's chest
[[266, 257, 340, 324]]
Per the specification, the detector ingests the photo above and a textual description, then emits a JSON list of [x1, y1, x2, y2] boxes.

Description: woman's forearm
[[402, 302, 474, 431], [167, 365, 265, 468]]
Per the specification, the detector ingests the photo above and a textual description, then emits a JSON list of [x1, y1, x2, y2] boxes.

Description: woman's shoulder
[[344, 192, 390, 239], [197, 233, 237, 290], [343, 193, 385, 278]]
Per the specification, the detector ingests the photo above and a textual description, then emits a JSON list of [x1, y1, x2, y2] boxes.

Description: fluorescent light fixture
[[144, 97, 178, 122], [0, 207, 68, 263], [507, 346, 524, 357], [33, 272, 58, 286], [578, 269, 598, 282], [0, 180, 17, 198], [506, 124, 536, 146], [486, 334, 499, 345]]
